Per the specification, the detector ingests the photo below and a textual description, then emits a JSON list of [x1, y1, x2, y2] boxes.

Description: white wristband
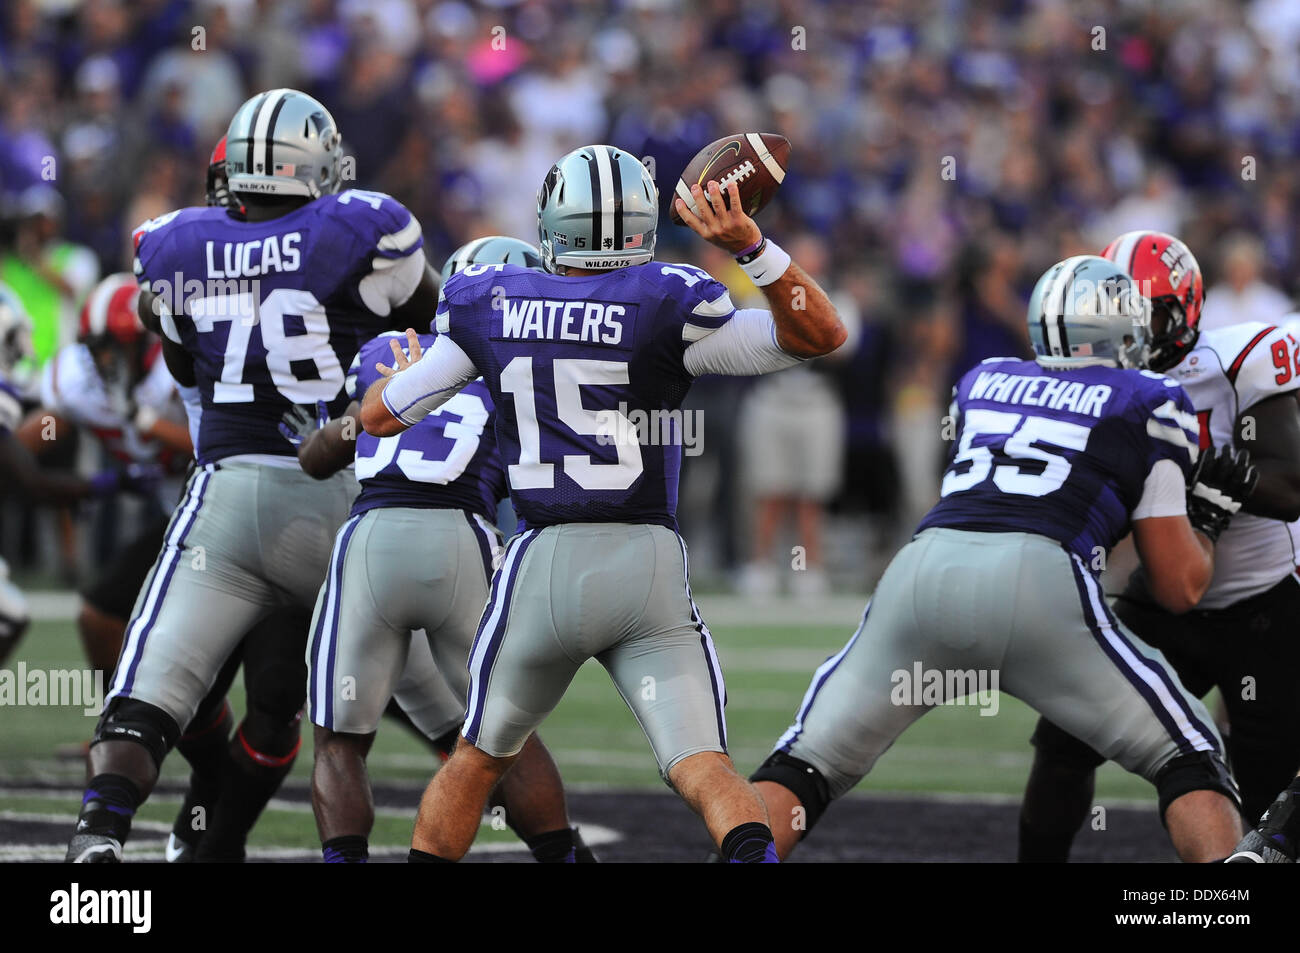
[[739, 239, 791, 287]]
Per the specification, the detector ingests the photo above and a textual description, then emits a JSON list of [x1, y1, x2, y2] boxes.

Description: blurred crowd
[[2, 0, 1300, 591]]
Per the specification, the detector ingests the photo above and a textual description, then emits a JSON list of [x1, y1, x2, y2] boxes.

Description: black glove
[[1186, 445, 1258, 542]]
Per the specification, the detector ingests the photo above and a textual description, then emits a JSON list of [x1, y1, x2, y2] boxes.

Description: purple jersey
[[132, 189, 424, 464], [348, 332, 504, 520], [917, 357, 1199, 563], [435, 261, 736, 529]]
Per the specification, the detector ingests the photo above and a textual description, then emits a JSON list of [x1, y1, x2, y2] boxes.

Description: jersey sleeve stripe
[[691, 292, 735, 318], [1146, 417, 1194, 451], [682, 322, 719, 342], [376, 216, 423, 254], [1226, 326, 1276, 385], [1149, 398, 1199, 436]]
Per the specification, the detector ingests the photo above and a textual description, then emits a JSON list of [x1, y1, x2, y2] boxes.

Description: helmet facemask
[[1145, 295, 1197, 372]]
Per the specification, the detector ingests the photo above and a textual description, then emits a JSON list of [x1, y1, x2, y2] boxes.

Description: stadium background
[[1, 0, 1296, 860]]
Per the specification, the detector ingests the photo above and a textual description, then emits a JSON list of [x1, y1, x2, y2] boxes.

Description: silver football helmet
[[537, 145, 658, 273], [0, 282, 33, 376], [1028, 255, 1151, 370], [224, 89, 343, 199], [441, 235, 543, 284]]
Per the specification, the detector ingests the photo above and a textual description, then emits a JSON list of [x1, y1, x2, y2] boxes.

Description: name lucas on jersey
[[498, 298, 627, 345], [969, 369, 1113, 417], [205, 233, 302, 278]]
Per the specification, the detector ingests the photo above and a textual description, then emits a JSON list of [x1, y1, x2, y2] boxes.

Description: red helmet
[[1100, 230, 1204, 371], [79, 272, 143, 346], [207, 135, 233, 209]]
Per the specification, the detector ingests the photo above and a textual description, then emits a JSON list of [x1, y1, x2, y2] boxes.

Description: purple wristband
[[733, 238, 765, 260]]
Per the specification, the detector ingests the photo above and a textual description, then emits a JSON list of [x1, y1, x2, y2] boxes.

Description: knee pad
[[1029, 718, 1107, 773], [91, 697, 180, 768], [750, 750, 832, 836], [1155, 751, 1241, 823]]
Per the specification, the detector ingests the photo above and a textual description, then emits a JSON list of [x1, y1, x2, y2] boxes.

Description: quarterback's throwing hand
[[1187, 445, 1259, 542], [674, 179, 763, 254], [377, 328, 423, 378]]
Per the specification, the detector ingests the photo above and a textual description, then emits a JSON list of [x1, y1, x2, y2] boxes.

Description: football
[[669, 132, 791, 225]]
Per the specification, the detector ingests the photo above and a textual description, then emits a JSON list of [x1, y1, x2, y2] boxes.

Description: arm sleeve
[[378, 334, 479, 427], [1132, 458, 1188, 520], [682, 308, 806, 377]]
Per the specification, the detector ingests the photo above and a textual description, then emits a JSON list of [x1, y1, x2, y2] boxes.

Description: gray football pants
[[107, 462, 354, 730], [462, 522, 728, 779], [775, 528, 1226, 799], [307, 506, 501, 737]]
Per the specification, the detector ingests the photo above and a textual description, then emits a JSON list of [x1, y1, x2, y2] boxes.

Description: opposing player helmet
[[224, 89, 343, 199], [0, 282, 33, 375], [206, 135, 234, 209], [537, 145, 658, 273], [1100, 230, 1203, 372], [79, 272, 144, 347], [1028, 255, 1151, 370], [441, 235, 543, 285]]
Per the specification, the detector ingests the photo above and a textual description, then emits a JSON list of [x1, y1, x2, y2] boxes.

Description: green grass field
[[1, 614, 1158, 856]]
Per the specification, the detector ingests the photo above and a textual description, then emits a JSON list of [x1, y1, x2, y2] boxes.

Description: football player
[[746, 255, 1256, 862], [1018, 231, 1300, 861], [363, 146, 847, 863], [23, 272, 190, 674], [0, 282, 150, 664], [66, 89, 438, 862], [290, 235, 593, 863]]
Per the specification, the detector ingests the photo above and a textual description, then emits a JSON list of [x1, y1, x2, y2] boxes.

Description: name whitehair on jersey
[[969, 370, 1113, 418], [496, 298, 630, 345]]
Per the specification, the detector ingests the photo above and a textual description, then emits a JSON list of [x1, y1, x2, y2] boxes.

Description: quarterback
[[363, 146, 846, 862]]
